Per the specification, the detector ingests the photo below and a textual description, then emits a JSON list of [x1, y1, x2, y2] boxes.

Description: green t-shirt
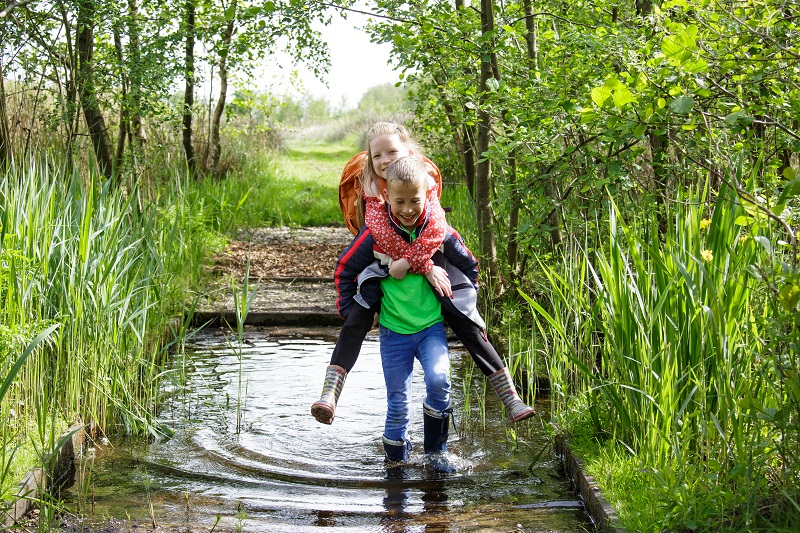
[[378, 224, 442, 333], [379, 272, 442, 334]]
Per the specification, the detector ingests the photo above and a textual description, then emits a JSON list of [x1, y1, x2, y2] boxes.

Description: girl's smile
[[370, 134, 413, 179]]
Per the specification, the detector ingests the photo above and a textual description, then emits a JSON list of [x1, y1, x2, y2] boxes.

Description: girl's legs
[[311, 302, 379, 424], [330, 302, 379, 371], [441, 308, 535, 422], [441, 306, 502, 376]]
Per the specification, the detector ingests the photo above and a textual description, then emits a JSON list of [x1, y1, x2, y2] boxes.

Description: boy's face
[[384, 179, 428, 229], [370, 133, 412, 179]]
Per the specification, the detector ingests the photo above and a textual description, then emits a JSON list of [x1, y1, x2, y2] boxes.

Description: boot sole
[[509, 407, 536, 423], [311, 402, 335, 424]]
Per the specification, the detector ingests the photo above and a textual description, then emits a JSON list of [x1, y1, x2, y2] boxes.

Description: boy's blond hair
[[385, 156, 431, 190], [361, 122, 423, 197]]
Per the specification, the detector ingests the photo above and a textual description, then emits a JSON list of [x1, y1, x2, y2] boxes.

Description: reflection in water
[[62, 328, 594, 532]]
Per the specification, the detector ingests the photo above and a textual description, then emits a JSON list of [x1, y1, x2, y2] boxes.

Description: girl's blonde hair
[[360, 122, 423, 197]]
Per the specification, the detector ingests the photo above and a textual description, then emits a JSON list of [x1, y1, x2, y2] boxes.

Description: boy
[[335, 156, 487, 473]]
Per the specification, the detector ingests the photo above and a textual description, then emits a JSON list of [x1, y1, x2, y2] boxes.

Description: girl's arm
[[363, 187, 446, 275]]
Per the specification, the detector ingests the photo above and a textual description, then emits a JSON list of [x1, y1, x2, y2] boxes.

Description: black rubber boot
[[382, 435, 412, 463], [422, 402, 457, 474]]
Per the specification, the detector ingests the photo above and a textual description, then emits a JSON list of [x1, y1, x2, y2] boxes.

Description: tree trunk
[[476, 0, 499, 291], [507, 151, 519, 274], [77, 0, 113, 180], [462, 124, 476, 197], [112, 22, 129, 173], [648, 129, 670, 233], [183, 0, 197, 175], [524, 0, 562, 249], [0, 57, 10, 168], [127, 0, 146, 147], [455, 0, 476, 197], [207, 0, 236, 175]]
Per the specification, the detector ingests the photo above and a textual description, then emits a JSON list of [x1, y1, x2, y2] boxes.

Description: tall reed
[[524, 176, 798, 527], [0, 158, 211, 444]]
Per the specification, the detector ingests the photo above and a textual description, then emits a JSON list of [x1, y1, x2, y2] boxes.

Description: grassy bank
[[520, 177, 800, 531]]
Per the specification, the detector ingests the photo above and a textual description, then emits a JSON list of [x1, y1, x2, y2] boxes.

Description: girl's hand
[[425, 266, 452, 298], [389, 258, 410, 279]]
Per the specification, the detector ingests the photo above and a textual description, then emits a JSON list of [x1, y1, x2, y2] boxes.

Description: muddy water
[[62, 328, 595, 532]]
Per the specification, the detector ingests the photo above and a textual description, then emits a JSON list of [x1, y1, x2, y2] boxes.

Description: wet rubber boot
[[311, 365, 347, 424], [422, 402, 457, 474], [383, 435, 412, 463], [488, 368, 535, 423]]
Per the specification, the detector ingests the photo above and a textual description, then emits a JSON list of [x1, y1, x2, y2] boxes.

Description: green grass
[[522, 175, 800, 531], [567, 434, 664, 532], [204, 139, 358, 229], [0, 157, 232, 501]]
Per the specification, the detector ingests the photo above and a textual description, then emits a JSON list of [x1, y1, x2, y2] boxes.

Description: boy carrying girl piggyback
[[337, 156, 480, 473], [313, 122, 534, 473]]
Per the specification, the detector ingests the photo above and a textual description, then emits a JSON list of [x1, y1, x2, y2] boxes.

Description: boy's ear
[[382, 188, 389, 198]]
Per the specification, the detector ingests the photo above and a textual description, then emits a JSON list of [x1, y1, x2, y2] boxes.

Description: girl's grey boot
[[488, 368, 535, 423], [311, 365, 347, 424]]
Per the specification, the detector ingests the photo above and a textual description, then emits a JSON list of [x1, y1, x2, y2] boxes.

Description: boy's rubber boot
[[422, 402, 457, 474], [311, 365, 347, 424], [488, 368, 535, 423], [382, 435, 412, 463]]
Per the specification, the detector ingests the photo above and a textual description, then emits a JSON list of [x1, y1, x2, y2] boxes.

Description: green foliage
[[525, 176, 800, 529]]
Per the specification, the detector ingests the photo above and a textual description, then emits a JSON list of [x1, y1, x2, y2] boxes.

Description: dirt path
[[197, 226, 353, 323]]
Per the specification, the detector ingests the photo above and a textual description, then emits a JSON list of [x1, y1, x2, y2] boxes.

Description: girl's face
[[369, 133, 413, 179]]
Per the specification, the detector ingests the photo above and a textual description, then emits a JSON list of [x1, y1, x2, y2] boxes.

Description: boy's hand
[[372, 312, 379, 328], [389, 258, 410, 279], [425, 266, 452, 298]]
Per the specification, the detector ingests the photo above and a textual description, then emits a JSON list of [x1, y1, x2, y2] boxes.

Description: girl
[[311, 123, 534, 426]]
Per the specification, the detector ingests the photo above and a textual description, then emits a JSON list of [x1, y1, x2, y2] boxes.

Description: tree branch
[[0, 0, 37, 19]]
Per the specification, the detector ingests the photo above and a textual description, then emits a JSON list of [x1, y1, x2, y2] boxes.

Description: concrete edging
[[555, 436, 627, 533], [3, 423, 90, 527], [191, 310, 343, 328]]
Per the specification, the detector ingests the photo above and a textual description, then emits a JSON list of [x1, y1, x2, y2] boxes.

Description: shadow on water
[[61, 328, 596, 532]]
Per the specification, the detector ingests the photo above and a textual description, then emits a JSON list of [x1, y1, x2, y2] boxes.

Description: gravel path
[[198, 226, 353, 320]]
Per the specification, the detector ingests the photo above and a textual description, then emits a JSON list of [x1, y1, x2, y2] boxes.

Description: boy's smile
[[385, 180, 428, 230]]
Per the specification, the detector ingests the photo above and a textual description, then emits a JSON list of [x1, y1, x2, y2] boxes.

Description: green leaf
[[754, 235, 772, 254], [779, 283, 800, 312], [669, 95, 695, 114], [612, 86, 637, 108], [662, 34, 685, 61], [486, 77, 499, 92], [591, 86, 612, 107]]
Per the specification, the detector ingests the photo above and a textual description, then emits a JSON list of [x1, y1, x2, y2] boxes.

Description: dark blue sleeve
[[440, 227, 480, 289], [334, 227, 377, 319]]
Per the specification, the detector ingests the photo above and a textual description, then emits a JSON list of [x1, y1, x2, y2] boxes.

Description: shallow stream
[[62, 328, 595, 532]]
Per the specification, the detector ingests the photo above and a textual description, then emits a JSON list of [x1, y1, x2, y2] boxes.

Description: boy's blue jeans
[[379, 322, 451, 442]]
